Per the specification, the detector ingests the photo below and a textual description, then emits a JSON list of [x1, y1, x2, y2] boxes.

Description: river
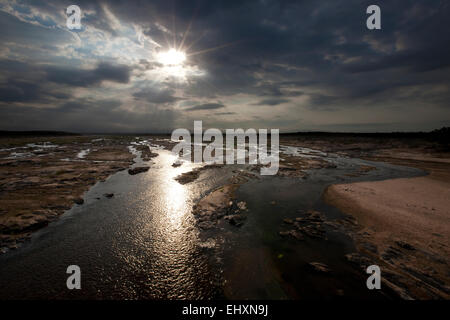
[[0, 144, 424, 299]]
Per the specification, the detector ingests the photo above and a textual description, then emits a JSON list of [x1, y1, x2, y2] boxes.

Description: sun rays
[[152, 3, 241, 80]]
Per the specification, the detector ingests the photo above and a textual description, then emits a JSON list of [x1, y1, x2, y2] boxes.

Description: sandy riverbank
[[324, 155, 450, 299]]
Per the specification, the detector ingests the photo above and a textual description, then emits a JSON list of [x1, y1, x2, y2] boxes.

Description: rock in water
[[224, 214, 246, 227], [237, 201, 247, 211], [74, 198, 84, 205], [128, 166, 150, 175]]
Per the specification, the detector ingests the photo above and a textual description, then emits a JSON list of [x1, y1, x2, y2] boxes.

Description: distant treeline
[[281, 127, 449, 140], [0, 127, 448, 142], [0, 130, 79, 137]]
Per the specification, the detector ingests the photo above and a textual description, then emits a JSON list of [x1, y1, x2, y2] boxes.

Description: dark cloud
[[0, 80, 41, 103], [0, 0, 449, 132], [186, 103, 225, 111], [45, 63, 131, 87], [252, 98, 290, 106], [0, 78, 71, 104], [0, 99, 175, 133], [133, 87, 179, 104]]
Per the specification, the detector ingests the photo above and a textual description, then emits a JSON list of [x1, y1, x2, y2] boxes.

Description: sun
[[157, 49, 186, 66], [151, 16, 239, 81]]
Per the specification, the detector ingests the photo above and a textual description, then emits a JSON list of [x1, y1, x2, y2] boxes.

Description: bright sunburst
[[157, 49, 186, 66], [151, 13, 239, 81]]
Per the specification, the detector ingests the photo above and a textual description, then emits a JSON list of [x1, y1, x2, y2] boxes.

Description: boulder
[[128, 166, 150, 175]]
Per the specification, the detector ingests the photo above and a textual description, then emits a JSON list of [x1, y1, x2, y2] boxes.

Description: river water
[[0, 144, 424, 299]]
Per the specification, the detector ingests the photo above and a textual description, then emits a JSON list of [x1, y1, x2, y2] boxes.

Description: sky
[[0, 0, 449, 133]]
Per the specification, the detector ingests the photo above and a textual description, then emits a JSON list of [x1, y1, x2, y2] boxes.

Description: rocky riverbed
[[0, 133, 448, 300], [0, 135, 172, 253]]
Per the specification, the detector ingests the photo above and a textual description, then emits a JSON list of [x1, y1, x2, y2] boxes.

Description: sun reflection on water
[[161, 155, 189, 229], [150, 150, 203, 240], [116, 147, 214, 298]]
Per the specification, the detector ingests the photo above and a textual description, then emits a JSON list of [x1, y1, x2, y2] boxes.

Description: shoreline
[[324, 156, 450, 299]]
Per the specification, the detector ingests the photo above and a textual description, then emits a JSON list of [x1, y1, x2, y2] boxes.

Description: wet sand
[[324, 154, 450, 299]]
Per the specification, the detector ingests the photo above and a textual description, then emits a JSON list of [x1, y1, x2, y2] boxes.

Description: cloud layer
[[0, 0, 449, 132]]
